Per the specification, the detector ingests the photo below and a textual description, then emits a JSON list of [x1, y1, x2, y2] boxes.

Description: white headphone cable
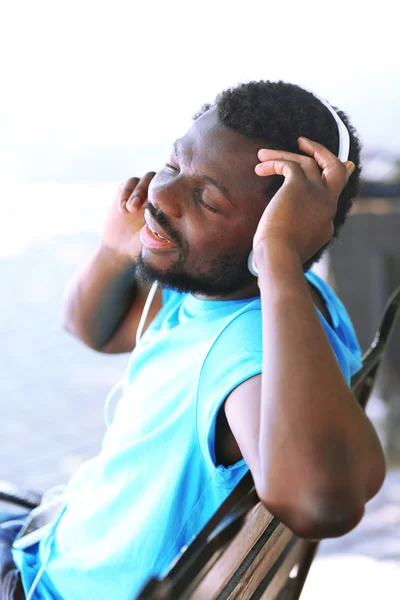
[[103, 280, 159, 428]]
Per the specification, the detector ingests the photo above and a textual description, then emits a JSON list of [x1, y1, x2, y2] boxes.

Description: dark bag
[[0, 518, 25, 600]]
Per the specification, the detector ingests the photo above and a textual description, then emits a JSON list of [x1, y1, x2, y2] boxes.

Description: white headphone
[[247, 88, 351, 277]]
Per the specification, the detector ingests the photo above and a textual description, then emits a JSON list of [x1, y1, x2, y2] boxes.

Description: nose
[[149, 176, 183, 219]]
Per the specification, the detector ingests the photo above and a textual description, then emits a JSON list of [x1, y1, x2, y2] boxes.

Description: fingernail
[[124, 197, 136, 211], [347, 162, 355, 175], [128, 195, 140, 207]]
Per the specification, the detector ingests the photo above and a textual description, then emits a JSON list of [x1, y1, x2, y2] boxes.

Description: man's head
[[136, 80, 362, 298]]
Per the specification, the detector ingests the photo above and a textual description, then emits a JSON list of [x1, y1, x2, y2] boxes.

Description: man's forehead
[[178, 108, 268, 198], [186, 108, 254, 153]]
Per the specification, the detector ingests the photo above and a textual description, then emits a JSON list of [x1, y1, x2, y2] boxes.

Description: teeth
[[149, 225, 169, 242]]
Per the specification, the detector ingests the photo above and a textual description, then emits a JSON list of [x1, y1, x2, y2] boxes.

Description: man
[[10, 80, 385, 599]]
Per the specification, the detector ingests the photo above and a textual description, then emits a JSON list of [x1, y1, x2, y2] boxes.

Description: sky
[[1, 0, 399, 184]]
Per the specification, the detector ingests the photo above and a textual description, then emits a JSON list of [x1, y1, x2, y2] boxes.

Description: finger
[[258, 148, 321, 181], [118, 177, 140, 212], [126, 171, 157, 213], [297, 137, 350, 196], [344, 160, 356, 177], [255, 159, 306, 182]]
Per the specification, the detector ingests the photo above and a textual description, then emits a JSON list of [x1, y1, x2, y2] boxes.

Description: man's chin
[[135, 254, 196, 293], [135, 254, 164, 284], [135, 253, 249, 298]]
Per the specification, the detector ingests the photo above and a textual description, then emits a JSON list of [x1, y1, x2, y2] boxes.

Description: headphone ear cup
[[247, 250, 258, 276]]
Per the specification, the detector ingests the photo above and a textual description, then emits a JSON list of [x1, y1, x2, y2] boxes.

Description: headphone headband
[[301, 87, 350, 162]]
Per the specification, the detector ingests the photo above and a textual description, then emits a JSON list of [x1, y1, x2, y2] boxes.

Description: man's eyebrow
[[200, 174, 233, 206], [173, 141, 234, 206]]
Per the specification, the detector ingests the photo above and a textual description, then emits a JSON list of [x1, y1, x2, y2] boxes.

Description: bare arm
[[63, 173, 162, 353], [225, 139, 385, 539], [63, 244, 162, 353]]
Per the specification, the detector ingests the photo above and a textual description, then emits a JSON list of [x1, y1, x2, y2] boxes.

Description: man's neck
[[194, 280, 261, 302]]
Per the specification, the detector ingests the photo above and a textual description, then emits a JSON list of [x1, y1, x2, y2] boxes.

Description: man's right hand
[[101, 172, 156, 261], [64, 170, 162, 353]]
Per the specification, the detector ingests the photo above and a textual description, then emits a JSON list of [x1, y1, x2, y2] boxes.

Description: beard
[[135, 247, 253, 298], [137, 201, 255, 297]]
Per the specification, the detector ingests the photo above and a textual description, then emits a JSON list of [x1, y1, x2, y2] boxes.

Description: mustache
[[145, 202, 182, 247]]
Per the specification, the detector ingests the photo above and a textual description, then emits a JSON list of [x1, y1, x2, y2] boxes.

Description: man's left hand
[[253, 137, 355, 264]]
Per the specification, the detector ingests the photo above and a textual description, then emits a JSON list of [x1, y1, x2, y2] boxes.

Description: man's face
[[136, 107, 270, 298]]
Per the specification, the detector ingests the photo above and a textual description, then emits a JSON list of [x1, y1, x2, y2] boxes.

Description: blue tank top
[[13, 272, 362, 599]]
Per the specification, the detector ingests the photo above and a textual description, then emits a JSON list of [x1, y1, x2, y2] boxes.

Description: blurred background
[[1, 0, 400, 597]]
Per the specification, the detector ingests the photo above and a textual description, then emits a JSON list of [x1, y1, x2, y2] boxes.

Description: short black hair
[[194, 80, 362, 269]]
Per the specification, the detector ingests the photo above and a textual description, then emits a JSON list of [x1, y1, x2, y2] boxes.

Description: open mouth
[[141, 209, 178, 251], [147, 224, 171, 242]]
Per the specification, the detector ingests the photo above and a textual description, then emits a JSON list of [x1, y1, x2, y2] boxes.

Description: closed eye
[[193, 189, 219, 214], [165, 162, 179, 173], [165, 163, 219, 214]]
